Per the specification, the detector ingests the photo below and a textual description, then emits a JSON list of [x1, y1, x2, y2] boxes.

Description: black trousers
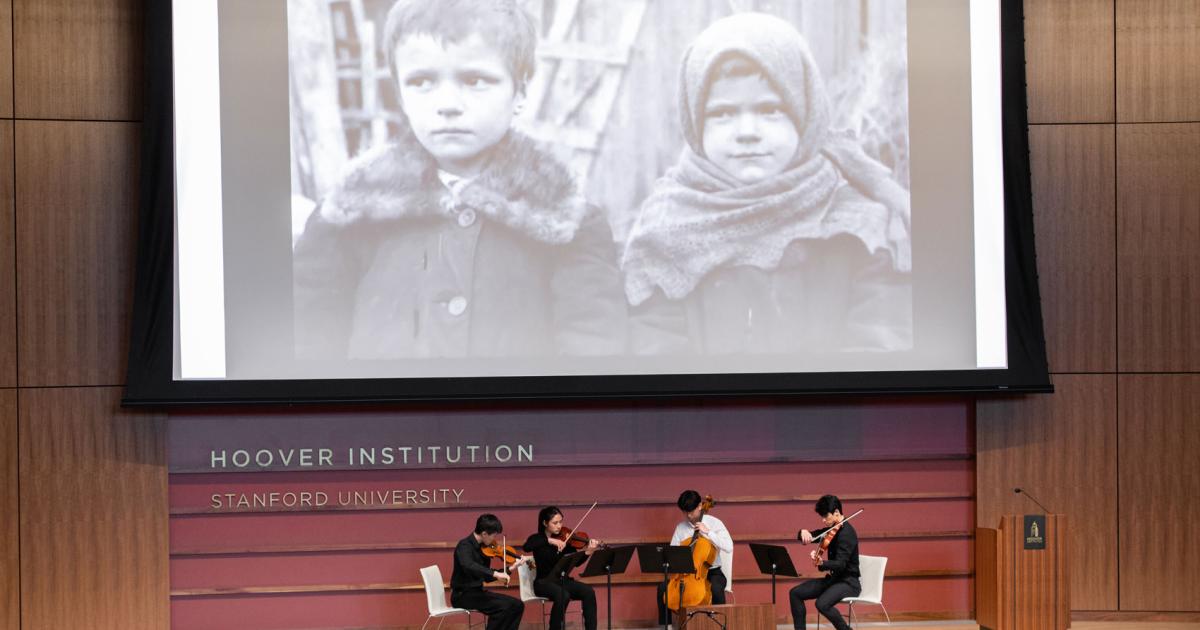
[[450, 587, 524, 630], [788, 577, 861, 630], [656, 566, 727, 624], [534, 577, 597, 630]]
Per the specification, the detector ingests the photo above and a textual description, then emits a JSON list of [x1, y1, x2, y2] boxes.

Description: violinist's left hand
[[586, 538, 600, 554], [810, 549, 821, 562]]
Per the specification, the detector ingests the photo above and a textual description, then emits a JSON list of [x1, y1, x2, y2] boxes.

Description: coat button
[[457, 208, 477, 228], [447, 296, 468, 316]]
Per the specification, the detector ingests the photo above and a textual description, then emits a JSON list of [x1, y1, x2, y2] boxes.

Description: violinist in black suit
[[790, 495, 860, 630]]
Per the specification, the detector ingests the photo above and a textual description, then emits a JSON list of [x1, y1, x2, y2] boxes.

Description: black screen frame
[[123, 0, 1051, 406]]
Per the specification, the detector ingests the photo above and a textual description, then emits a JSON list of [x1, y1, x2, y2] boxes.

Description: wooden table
[[675, 603, 775, 630]]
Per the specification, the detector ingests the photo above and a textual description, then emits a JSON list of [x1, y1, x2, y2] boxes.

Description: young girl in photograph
[[622, 13, 912, 356]]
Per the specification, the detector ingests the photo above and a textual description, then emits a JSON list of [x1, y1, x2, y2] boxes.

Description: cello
[[664, 495, 717, 611]]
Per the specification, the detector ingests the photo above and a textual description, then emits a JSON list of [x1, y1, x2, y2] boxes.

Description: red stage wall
[[168, 398, 974, 628]]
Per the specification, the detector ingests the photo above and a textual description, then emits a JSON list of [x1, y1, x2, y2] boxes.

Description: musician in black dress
[[450, 514, 525, 630], [522, 506, 600, 630], [790, 495, 861, 630]]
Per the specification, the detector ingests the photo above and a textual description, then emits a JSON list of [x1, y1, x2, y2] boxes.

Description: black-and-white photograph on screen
[[288, 0, 913, 362]]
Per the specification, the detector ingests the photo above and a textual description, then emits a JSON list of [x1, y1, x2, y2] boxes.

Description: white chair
[[517, 562, 580, 629], [816, 555, 890, 627], [420, 565, 480, 630]]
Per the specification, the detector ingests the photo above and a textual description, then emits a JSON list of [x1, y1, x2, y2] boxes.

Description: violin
[[809, 508, 864, 568], [664, 495, 717, 611], [555, 526, 605, 550], [554, 501, 605, 551], [482, 535, 533, 583]]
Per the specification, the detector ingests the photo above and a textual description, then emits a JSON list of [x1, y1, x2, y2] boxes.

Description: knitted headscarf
[[622, 13, 911, 306]]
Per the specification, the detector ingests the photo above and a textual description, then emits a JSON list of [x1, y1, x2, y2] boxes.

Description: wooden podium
[[976, 514, 1070, 630]]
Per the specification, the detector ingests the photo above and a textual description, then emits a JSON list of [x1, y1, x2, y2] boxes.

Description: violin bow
[[501, 535, 527, 584], [501, 535, 511, 584], [810, 508, 865, 544], [564, 501, 599, 546]]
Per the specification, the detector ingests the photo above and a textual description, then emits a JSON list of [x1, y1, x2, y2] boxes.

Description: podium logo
[[1024, 515, 1046, 550]]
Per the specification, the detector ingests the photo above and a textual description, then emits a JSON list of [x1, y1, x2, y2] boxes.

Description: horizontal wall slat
[[171, 499, 974, 556], [170, 538, 971, 592], [171, 529, 973, 557], [170, 491, 972, 516], [170, 582, 971, 630], [170, 569, 972, 597]]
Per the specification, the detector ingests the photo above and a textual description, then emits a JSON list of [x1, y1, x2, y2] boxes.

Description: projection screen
[[124, 0, 1051, 403]]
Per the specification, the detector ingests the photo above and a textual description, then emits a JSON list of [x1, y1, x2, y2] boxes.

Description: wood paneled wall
[[1116, 375, 1200, 611], [0, 0, 1196, 626], [2, 391, 17, 630], [14, 121, 139, 387], [0, 0, 12, 120], [1, 123, 14, 389], [12, 0, 143, 120], [1116, 0, 1200, 123], [1024, 0, 1114, 124], [1116, 123, 1200, 372], [977, 0, 1200, 615], [978, 376, 1118, 610], [2, 0, 168, 629], [18, 388, 167, 629]]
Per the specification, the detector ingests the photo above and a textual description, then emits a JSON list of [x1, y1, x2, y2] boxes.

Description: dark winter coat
[[292, 131, 627, 360], [630, 224, 911, 355]]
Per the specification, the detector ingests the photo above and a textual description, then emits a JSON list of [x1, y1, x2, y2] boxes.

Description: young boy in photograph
[[293, 0, 626, 360], [621, 13, 912, 356]]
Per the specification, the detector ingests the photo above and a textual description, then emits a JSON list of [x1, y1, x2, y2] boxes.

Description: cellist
[[656, 490, 734, 625], [790, 495, 861, 630]]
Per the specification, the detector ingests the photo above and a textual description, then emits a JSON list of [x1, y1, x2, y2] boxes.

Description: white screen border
[[173, 0, 228, 379]]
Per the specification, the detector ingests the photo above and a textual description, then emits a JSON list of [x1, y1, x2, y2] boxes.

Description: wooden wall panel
[[1116, 123, 1200, 372], [18, 387, 168, 630], [0, 124, 14, 388], [1025, 0, 1115, 123], [14, 121, 139, 387], [12, 0, 143, 121], [977, 375, 1118, 611], [1029, 125, 1116, 372], [1116, 0, 1200, 122], [0, 0, 12, 119], [1118, 375, 1200, 611], [1, 390, 17, 630]]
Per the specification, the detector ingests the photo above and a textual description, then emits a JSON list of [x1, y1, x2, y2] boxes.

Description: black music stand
[[635, 544, 695, 630], [749, 543, 799, 604], [581, 546, 635, 630], [550, 550, 589, 582]]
